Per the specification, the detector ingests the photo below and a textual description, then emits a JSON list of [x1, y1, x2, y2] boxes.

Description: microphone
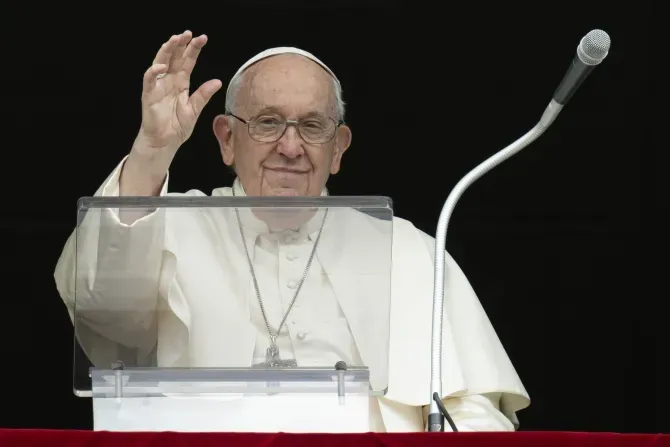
[[553, 30, 611, 105], [427, 29, 611, 432]]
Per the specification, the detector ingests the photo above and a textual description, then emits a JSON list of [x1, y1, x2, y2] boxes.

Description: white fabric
[[226, 46, 339, 100], [54, 156, 530, 432], [226, 182, 361, 368], [246, 213, 363, 368]]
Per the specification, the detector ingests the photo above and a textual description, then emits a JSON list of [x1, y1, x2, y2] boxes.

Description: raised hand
[[122, 31, 222, 197], [136, 30, 222, 156]]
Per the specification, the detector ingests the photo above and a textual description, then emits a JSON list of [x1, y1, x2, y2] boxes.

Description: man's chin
[[274, 189, 301, 197], [264, 186, 310, 197]]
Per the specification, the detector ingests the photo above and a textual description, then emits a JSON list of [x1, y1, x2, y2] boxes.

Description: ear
[[330, 124, 352, 175], [213, 114, 235, 166]]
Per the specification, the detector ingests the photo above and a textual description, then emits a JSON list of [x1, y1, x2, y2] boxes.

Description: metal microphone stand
[[427, 100, 564, 432]]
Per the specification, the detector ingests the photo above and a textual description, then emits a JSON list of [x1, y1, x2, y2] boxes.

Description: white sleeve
[[54, 155, 169, 365]]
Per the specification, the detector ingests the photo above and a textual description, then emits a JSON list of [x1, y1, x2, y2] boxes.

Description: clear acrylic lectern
[[72, 195, 393, 432]]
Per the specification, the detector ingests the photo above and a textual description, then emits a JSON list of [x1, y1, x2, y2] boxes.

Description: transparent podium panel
[[73, 196, 393, 404]]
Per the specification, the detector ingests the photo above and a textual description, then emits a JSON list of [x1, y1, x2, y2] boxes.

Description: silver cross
[[253, 338, 297, 368]]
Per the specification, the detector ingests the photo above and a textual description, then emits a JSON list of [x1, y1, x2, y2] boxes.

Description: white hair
[[225, 67, 346, 123]]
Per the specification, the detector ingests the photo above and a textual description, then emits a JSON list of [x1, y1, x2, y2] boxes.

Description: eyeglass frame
[[226, 110, 344, 144]]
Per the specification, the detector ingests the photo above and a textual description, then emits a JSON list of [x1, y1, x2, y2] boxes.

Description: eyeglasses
[[227, 111, 341, 144]]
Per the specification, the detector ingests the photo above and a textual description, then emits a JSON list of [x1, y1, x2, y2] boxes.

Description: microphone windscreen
[[578, 30, 611, 65]]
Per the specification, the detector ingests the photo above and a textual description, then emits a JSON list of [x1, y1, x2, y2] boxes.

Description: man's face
[[214, 54, 352, 197]]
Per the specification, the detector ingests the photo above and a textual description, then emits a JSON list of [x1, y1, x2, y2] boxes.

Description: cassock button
[[297, 331, 307, 340], [287, 280, 298, 289]]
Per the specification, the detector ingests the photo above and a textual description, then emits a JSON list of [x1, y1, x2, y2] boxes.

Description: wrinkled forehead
[[239, 55, 337, 118]]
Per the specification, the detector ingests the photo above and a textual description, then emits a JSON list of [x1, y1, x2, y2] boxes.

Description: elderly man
[[54, 30, 529, 432]]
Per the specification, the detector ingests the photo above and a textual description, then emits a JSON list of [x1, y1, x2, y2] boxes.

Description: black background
[[2, 0, 663, 433]]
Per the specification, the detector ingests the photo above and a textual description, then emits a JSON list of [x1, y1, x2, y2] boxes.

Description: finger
[[180, 34, 208, 76], [152, 34, 181, 66], [142, 63, 168, 95], [170, 30, 193, 71], [188, 79, 223, 117]]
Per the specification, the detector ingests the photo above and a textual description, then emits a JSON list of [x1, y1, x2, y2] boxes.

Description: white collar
[[228, 178, 329, 243]]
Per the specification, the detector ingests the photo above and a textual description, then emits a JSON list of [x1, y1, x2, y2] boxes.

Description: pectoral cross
[[253, 336, 297, 368]]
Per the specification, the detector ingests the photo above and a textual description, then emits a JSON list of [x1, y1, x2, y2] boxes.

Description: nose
[[276, 124, 305, 159]]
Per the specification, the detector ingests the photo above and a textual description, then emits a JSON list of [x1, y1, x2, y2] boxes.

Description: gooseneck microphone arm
[[426, 29, 611, 432], [426, 101, 563, 432]]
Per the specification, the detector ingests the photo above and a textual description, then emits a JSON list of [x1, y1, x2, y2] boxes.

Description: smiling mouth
[[265, 167, 308, 174]]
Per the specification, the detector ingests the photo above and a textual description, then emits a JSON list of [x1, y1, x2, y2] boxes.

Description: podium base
[[93, 394, 373, 432]]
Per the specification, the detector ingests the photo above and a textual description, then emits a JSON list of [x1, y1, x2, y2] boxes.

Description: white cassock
[[54, 156, 530, 432]]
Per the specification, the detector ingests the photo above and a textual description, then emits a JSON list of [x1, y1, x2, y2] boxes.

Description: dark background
[[2, 0, 663, 434]]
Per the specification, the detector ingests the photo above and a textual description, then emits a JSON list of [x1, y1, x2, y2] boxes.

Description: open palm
[[139, 31, 222, 152]]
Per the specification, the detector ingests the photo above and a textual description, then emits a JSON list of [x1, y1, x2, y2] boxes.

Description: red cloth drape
[[0, 430, 669, 447]]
